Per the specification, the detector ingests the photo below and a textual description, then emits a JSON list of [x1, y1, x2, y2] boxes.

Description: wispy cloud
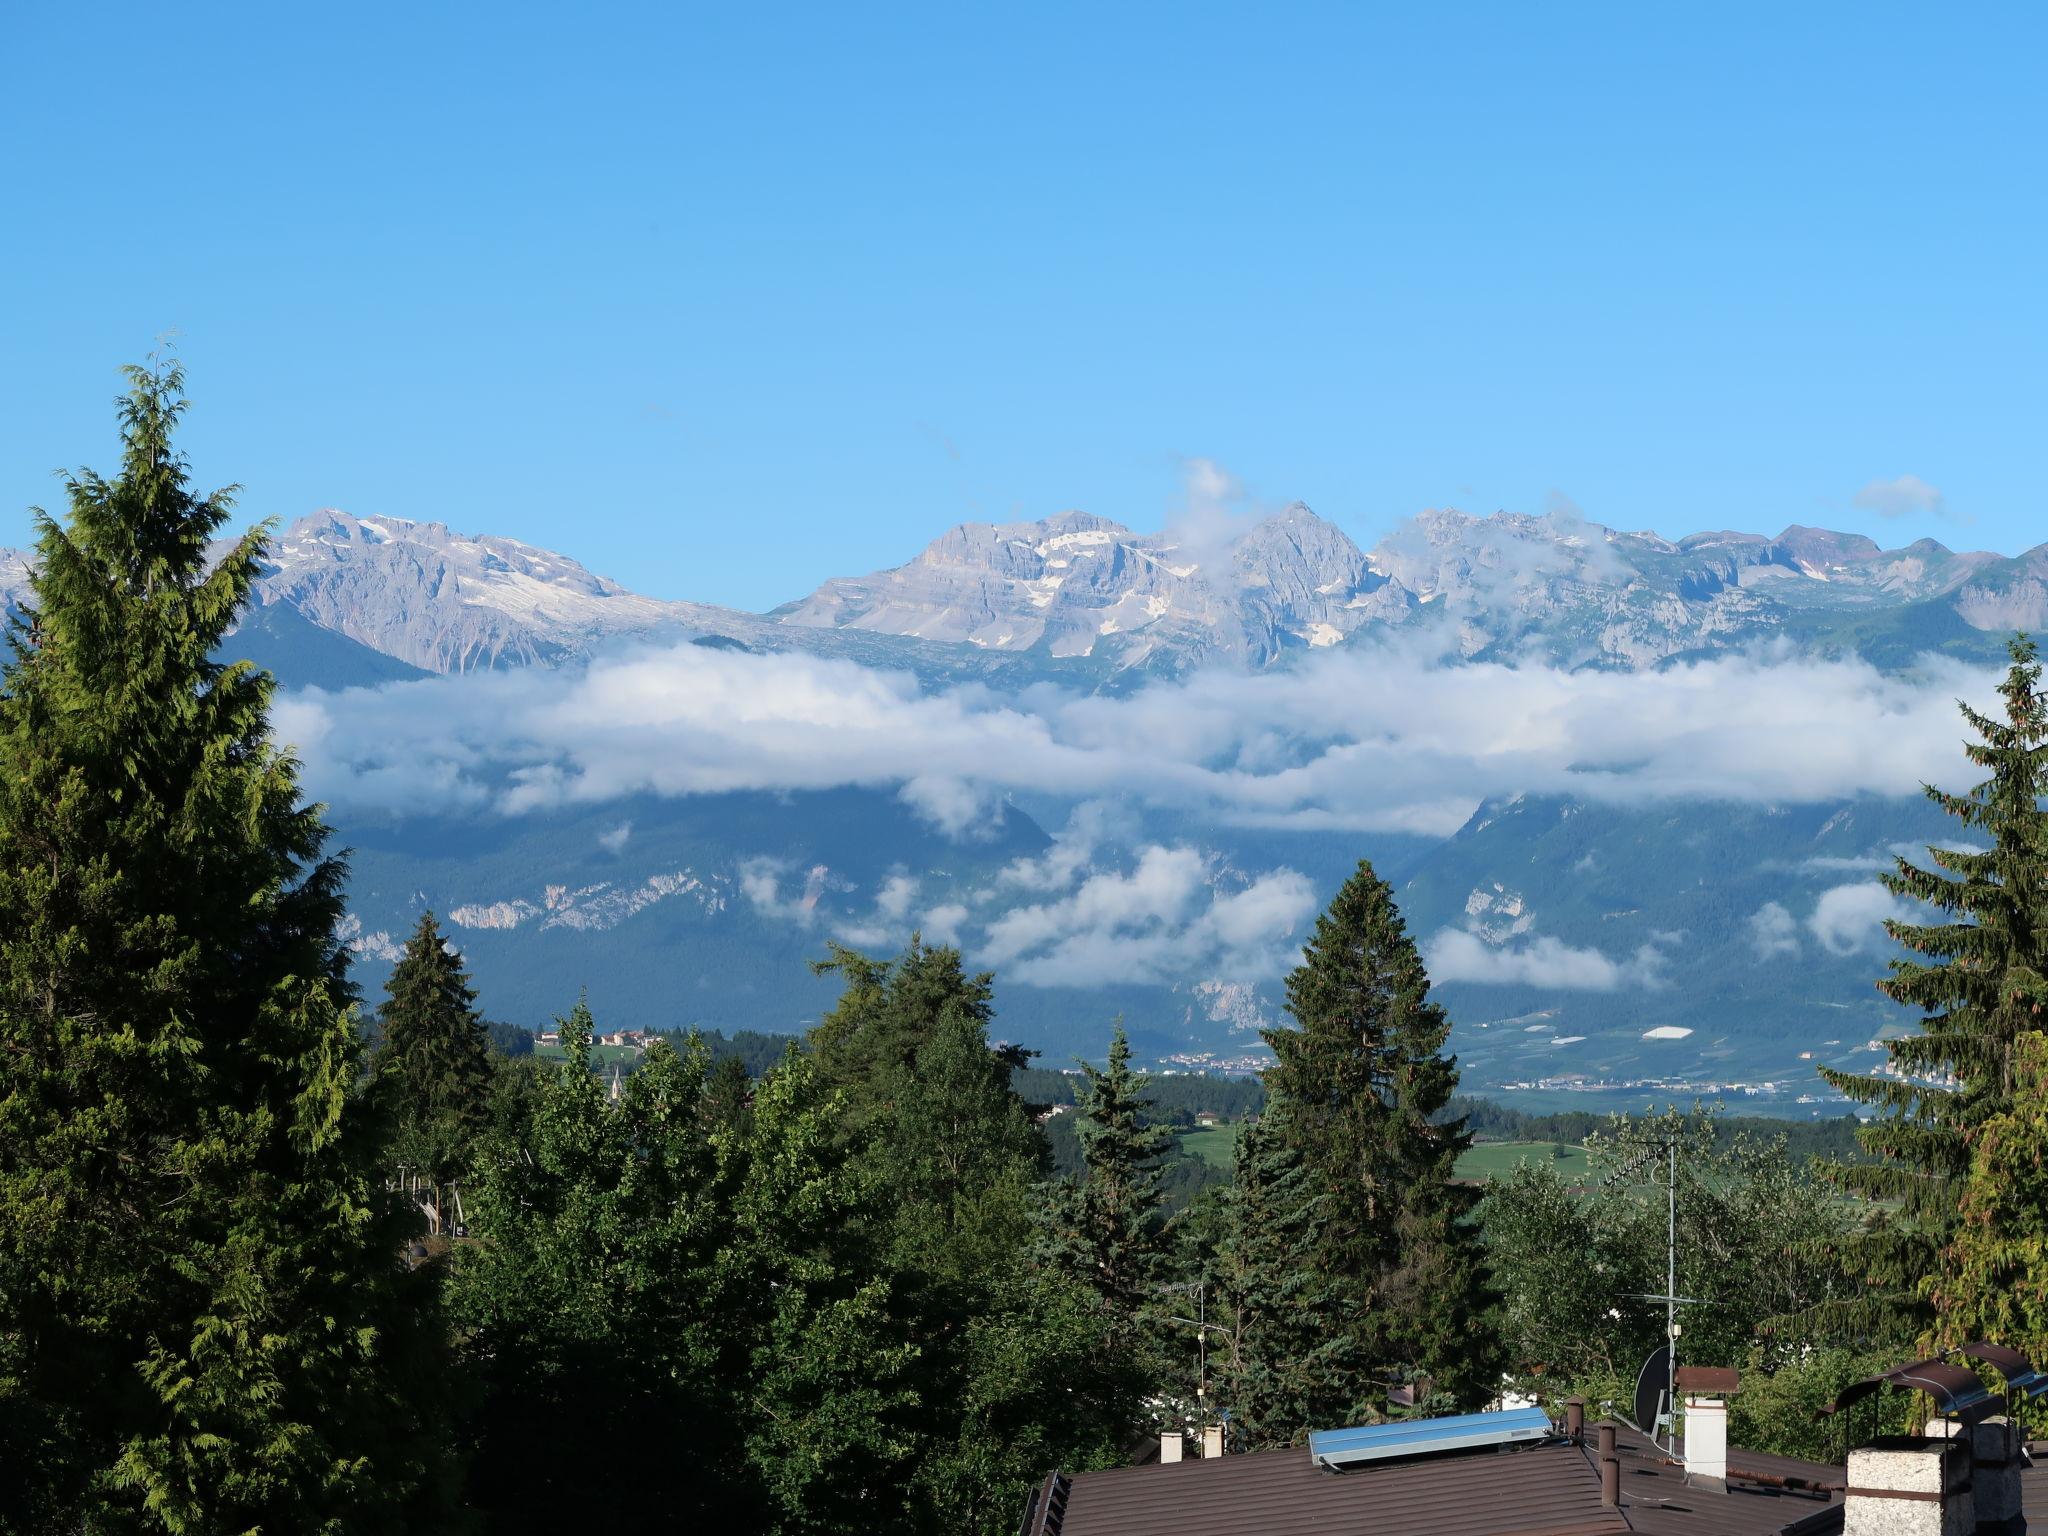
[[1423, 928, 1667, 991], [1853, 473, 1946, 521], [1748, 901, 1802, 959]]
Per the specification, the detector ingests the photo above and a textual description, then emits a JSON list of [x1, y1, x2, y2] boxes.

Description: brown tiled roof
[[1051, 1438, 1631, 1536], [1607, 1429, 1845, 1536]]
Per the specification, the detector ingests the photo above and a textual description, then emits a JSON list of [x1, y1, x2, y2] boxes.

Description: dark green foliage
[[1177, 1117, 1359, 1447], [0, 361, 453, 1531], [1013, 1065, 1267, 1123], [1041, 1024, 1173, 1327], [1479, 1109, 1852, 1397], [378, 911, 496, 1191], [483, 1019, 534, 1057], [1262, 859, 1501, 1413], [450, 1008, 916, 1532], [806, 940, 1145, 1532], [1809, 637, 2048, 1344]]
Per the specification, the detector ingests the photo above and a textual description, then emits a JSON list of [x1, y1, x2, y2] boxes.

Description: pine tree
[[0, 360, 453, 1531], [1926, 1029, 2048, 1369], [1809, 637, 2048, 1344], [379, 910, 495, 1197], [806, 940, 1143, 1532], [1262, 858, 1500, 1410], [1194, 1116, 1359, 1447], [1046, 1022, 1173, 1329]]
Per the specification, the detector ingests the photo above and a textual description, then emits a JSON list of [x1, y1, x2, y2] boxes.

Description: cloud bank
[[274, 639, 2001, 840]]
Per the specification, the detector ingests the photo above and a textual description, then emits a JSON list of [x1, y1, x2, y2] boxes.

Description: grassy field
[[1453, 1140, 1593, 1183], [533, 1043, 646, 1070], [1176, 1123, 1243, 1169]]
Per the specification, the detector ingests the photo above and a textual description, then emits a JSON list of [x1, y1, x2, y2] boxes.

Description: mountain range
[[9, 502, 2038, 690], [1, 502, 2029, 1111]]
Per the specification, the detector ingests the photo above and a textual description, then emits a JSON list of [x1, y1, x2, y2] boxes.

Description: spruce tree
[[1195, 1116, 1359, 1448], [1926, 1029, 2048, 1371], [1262, 858, 1500, 1411], [1809, 637, 2048, 1344], [0, 361, 452, 1531], [379, 909, 495, 1198], [807, 940, 1143, 1532], [1046, 1022, 1172, 1329]]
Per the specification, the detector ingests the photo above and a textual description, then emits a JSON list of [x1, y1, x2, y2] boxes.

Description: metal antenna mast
[[1608, 1130, 1708, 1459]]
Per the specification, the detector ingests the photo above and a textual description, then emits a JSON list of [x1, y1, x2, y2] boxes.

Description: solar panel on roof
[[1308, 1405, 1555, 1472]]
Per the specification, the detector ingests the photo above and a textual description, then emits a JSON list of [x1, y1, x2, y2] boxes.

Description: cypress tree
[[378, 910, 495, 1196], [1810, 637, 2048, 1344], [1262, 858, 1499, 1411], [0, 361, 452, 1530]]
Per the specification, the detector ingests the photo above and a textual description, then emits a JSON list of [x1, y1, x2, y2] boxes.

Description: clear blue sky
[[3, 3, 2042, 611]]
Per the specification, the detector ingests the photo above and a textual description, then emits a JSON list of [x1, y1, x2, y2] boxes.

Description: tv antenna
[[1606, 1130, 1710, 1458]]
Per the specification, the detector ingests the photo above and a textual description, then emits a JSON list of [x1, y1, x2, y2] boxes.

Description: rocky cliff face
[[250, 510, 714, 672], [770, 502, 1412, 671], [3, 501, 2043, 681]]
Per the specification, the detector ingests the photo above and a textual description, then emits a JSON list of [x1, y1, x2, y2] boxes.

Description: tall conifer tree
[[1044, 1022, 1172, 1330], [379, 910, 495, 1195], [0, 361, 451, 1530], [1810, 637, 2048, 1343], [1175, 1115, 1359, 1448], [1262, 859, 1499, 1410]]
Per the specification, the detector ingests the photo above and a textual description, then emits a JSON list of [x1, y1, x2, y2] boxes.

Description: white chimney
[[1159, 1432, 1184, 1464], [1684, 1396, 1728, 1488], [1200, 1424, 1224, 1459]]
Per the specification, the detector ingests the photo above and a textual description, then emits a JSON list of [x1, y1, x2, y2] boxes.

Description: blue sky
[[3, 3, 2042, 611]]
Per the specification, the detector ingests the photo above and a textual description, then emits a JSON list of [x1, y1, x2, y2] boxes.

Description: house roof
[[1045, 1437, 1630, 1536], [1031, 1425, 1890, 1536], [1607, 1428, 1845, 1536]]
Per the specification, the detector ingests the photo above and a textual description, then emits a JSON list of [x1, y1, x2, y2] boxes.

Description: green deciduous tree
[[1263, 859, 1500, 1411], [451, 1006, 917, 1533], [1810, 637, 2048, 1344], [0, 360, 453, 1532], [1481, 1109, 1853, 1411]]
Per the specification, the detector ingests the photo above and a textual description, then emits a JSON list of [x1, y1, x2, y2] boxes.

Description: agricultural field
[[1175, 1123, 1243, 1169], [1453, 1140, 1593, 1183]]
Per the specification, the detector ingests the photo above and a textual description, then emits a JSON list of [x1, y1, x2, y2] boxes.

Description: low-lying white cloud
[[1422, 929, 1667, 992], [978, 845, 1317, 987], [273, 637, 2001, 840], [1748, 901, 1802, 959], [1808, 881, 1913, 955]]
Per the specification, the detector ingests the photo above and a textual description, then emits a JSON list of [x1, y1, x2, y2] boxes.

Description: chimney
[[1684, 1394, 1728, 1489], [1844, 1434, 1973, 1536], [1923, 1415, 2025, 1535], [1160, 1432, 1184, 1465], [1564, 1397, 1586, 1443], [1200, 1424, 1224, 1459], [1597, 1421, 1619, 1509]]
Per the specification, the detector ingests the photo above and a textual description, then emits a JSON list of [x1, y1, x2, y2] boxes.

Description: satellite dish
[[1632, 1344, 1672, 1437]]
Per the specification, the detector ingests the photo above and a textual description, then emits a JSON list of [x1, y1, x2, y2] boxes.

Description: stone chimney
[[1844, 1435, 1974, 1536], [1923, 1416, 2025, 1536]]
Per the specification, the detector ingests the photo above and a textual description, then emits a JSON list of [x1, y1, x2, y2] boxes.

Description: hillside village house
[[1021, 1349, 2046, 1536]]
